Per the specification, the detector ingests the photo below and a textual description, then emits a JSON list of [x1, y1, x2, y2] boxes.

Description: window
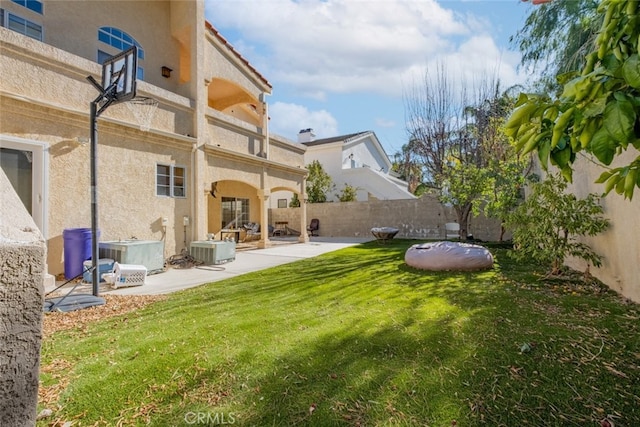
[[7, 12, 42, 40], [277, 198, 287, 208], [98, 27, 144, 80], [221, 197, 249, 229], [11, 0, 43, 14], [156, 164, 186, 198]]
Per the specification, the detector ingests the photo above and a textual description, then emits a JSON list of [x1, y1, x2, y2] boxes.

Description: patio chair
[[307, 218, 319, 236], [445, 222, 460, 240], [243, 222, 261, 241]]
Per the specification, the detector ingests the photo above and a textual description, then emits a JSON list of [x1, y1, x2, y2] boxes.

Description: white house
[[270, 130, 414, 207]]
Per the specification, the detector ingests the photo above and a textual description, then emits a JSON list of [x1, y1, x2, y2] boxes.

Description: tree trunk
[[455, 203, 472, 240]]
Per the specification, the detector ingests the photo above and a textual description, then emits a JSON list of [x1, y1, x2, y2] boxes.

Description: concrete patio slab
[[45, 237, 373, 297]]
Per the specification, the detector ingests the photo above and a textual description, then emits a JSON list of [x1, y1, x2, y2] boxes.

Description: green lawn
[[39, 240, 640, 426]]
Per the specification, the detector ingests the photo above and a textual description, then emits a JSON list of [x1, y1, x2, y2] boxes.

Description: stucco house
[[270, 129, 414, 207], [0, 0, 309, 282]]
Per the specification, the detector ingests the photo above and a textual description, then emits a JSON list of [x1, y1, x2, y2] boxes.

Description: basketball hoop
[[125, 97, 158, 132]]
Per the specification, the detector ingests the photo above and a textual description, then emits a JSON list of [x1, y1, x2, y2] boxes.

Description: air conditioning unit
[[99, 240, 164, 273], [189, 240, 236, 265]]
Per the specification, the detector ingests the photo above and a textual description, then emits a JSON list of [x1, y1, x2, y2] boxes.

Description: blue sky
[[205, 0, 535, 155]]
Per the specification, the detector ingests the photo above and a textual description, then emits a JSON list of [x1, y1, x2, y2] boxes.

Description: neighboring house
[[0, 0, 309, 280], [270, 129, 414, 207]]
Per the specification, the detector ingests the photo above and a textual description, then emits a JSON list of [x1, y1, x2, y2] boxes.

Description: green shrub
[[506, 173, 609, 275]]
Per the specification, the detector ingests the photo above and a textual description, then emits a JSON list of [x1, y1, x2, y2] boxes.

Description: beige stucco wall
[[0, 169, 44, 426], [207, 111, 265, 155], [0, 1, 313, 273], [269, 135, 306, 168], [0, 27, 196, 271], [37, 0, 187, 95], [269, 196, 503, 242], [1, 95, 194, 273], [204, 29, 270, 99], [564, 151, 640, 303]]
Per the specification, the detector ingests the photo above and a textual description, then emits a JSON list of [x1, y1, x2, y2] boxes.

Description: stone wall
[[0, 170, 45, 426], [269, 195, 504, 242]]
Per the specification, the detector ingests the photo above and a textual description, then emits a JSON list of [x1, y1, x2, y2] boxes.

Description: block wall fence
[[268, 195, 504, 242]]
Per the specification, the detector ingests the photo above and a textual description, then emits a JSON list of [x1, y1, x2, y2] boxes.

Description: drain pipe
[[190, 142, 197, 251]]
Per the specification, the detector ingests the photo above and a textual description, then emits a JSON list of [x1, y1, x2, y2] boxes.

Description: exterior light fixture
[[161, 66, 172, 78]]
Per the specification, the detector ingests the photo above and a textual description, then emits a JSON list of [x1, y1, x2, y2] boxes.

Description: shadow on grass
[[41, 239, 640, 426], [156, 301, 474, 426]]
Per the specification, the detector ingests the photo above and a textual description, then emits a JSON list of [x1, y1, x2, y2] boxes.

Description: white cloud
[[206, 0, 522, 98], [268, 102, 339, 140], [375, 118, 396, 128]]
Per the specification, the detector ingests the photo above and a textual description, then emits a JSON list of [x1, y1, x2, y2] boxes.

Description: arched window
[[97, 27, 144, 80]]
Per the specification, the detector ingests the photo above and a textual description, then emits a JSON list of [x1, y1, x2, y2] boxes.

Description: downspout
[[260, 92, 269, 159], [191, 141, 197, 249]]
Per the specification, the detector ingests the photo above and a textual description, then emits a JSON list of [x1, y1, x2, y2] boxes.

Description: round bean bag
[[405, 241, 493, 271]]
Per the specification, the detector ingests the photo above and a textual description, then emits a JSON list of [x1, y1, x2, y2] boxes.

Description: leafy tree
[[305, 160, 333, 203], [507, 0, 640, 199], [438, 163, 487, 238], [336, 183, 358, 202], [404, 65, 522, 238], [505, 173, 610, 276], [289, 193, 301, 208], [482, 153, 531, 241], [391, 138, 424, 194], [511, 0, 601, 92]]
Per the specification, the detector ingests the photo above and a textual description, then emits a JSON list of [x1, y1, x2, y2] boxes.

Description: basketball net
[[125, 97, 158, 132]]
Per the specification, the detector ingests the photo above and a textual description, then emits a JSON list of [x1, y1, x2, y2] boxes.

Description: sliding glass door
[[221, 197, 249, 229]]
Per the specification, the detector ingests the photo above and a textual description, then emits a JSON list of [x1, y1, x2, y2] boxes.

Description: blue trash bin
[[63, 228, 99, 279]]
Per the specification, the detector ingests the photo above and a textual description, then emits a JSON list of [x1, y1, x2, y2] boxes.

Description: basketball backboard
[[101, 46, 137, 104]]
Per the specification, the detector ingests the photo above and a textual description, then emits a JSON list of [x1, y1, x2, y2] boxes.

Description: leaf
[[595, 170, 614, 184], [622, 54, 640, 89], [514, 92, 529, 107], [561, 76, 587, 99], [538, 140, 551, 170], [603, 99, 636, 142], [560, 165, 573, 183], [550, 146, 572, 169], [590, 128, 617, 165], [601, 53, 622, 74], [582, 95, 608, 117]]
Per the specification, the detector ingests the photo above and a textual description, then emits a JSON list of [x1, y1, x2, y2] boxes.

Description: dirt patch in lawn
[[42, 294, 167, 338]]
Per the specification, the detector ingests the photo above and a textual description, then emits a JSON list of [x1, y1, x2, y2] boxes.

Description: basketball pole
[[87, 75, 119, 296]]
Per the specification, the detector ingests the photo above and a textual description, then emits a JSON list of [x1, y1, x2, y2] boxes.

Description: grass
[[39, 240, 640, 426]]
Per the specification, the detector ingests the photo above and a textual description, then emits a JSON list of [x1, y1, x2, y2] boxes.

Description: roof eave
[[205, 21, 272, 91]]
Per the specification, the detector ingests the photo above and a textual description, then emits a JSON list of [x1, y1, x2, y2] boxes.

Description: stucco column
[[257, 189, 271, 249], [0, 170, 44, 426], [299, 177, 309, 243], [191, 1, 207, 246]]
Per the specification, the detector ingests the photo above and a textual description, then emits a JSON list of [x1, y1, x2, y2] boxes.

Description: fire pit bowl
[[371, 227, 399, 243]]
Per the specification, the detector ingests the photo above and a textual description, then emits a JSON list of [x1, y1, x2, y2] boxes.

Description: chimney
[[298, 128, 315, 143]]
